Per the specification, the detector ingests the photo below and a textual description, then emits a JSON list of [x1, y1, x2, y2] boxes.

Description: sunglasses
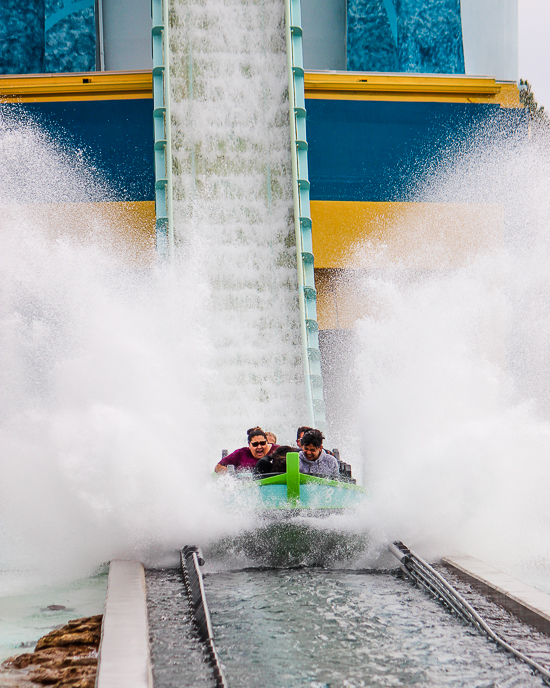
[[250, 441, 267, 447]]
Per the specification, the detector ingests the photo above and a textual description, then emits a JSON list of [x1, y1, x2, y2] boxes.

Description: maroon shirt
[[219, 444, 279, 471]]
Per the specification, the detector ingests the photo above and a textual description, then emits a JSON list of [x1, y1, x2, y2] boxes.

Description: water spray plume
[[0, 107, 292, 585], [352, 121, 550, 590]]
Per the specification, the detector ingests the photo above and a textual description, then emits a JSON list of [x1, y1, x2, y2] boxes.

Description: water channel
[[146, 566, 548, 688]]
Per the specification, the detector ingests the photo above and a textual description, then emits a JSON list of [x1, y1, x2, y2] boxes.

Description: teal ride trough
[[221, 453, 366, 514]]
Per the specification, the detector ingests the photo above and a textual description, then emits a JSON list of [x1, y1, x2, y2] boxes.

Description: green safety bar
[[285, 0, 326, 430], [152, 0, 174, 259]]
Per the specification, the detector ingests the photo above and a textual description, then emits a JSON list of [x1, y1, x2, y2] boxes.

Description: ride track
[[172, 542, 550, 688]]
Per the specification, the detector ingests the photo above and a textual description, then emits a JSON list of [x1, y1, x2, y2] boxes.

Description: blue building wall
[[0, 99, 154, 202], [306, 99, 526, 202], [347, 0, 465, 74]]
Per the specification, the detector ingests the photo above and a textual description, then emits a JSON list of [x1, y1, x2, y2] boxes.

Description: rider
[[297, 426, 335, 456], [214, 427, 278, 473], [298, 429, 339, 477], [296, 426, 313, 448], [254, 445, 296, 475]]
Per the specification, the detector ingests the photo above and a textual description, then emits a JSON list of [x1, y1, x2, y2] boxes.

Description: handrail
[[285, 0, 326, 430], [152, 0, 174, 260]]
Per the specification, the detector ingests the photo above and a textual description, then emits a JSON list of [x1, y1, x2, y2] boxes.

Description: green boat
[[219, 452, 366, 515]]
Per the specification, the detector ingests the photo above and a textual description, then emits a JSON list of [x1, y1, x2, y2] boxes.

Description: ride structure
[[285, 0, 326, 430], [151, 0, 174, 261], [151, 0, 326, 430]]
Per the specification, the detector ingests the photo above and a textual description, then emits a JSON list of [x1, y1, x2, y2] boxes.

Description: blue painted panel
[[306, 99, 525, 202], [1, 99, 154, 202], [348, 0, 465, 75]]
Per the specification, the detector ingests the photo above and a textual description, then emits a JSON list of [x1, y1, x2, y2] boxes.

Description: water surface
[[206, 568, 544, 687], [0, 569, 107, 662]]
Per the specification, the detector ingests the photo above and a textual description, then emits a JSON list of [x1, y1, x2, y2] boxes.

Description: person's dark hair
[[296, 426, 313, 441], [270, 445, 297, 472], [270, 445, 296, 460], [247, 427, 266, 442], [300, 429, 324, 449]]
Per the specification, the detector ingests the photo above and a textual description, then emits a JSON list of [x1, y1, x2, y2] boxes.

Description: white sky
[[519, 0, 550, 110]]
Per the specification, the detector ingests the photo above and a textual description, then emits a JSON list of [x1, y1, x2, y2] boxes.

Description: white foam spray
[[0, 0, 307, 590], [0, 90, 300, 587], [349, 123, 550, 590]]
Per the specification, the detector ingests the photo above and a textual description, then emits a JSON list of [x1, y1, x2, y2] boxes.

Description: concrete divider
[[97, 560, 153, 688], [443, 555, 550, 636]]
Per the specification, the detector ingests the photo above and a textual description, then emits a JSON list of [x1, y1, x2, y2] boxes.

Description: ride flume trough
[[151, 0, 326, 430]]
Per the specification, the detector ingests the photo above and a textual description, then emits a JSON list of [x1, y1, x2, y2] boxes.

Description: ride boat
[[218, 451, 366, 515]]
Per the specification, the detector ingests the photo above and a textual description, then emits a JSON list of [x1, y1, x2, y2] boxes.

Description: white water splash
[[0, 73, 303, 583], [349, 125, 550, 590]]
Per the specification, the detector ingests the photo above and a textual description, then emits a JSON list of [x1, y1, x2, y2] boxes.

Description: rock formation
[[1, 614, 102, 688]]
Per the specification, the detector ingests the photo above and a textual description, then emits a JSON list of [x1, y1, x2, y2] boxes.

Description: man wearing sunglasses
[[214, 427, 279, 473]]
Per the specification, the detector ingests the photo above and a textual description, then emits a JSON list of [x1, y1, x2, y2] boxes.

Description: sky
[[519, 0, 550, 110]]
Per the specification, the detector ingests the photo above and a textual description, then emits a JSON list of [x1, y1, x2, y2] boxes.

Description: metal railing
[[152, 0, 174, 260], [285, 0, 326, 430], [181, 546, 227, 688]]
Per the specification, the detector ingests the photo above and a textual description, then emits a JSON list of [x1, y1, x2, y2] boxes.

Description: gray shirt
[[299, 448, 339, 477]]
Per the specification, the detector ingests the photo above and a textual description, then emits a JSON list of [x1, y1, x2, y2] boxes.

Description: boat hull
[[220, 452, 366, 514]]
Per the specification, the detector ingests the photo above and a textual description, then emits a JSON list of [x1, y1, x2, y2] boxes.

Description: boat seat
[[333, 448, 356, 484]]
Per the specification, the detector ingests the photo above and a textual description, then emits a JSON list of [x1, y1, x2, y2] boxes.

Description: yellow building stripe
[[305, 72, 521, 108], [311, 200, 505, 329], [0, 71, 152, 102], [7, 201, 155, 265], [311, 200, 503, 270], [0, 70, 520, 107]]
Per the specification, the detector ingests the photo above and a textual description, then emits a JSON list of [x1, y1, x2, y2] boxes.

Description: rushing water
[[146, 566, 547, 688], [208, 569, 546, 687], [146, 568, 216, 688], [168, 0, 305, 442]]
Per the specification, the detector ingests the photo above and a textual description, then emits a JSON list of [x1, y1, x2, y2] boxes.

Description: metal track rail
[[180, 546, 227, 688], [389, 541, 550, 684]]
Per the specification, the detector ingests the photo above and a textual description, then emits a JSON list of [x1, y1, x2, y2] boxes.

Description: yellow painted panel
[[9, 201, 156, 265], [0, 70, 520, 106], [316, 269, 375, 331], [0, 71, 152, 102], [314, 269, 339, 330], [311, 201, 503, 270], [305, 72, 521, 108]]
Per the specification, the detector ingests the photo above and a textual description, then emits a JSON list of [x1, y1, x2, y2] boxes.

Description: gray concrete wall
[[101, 0, 152, 71], [460, 0, 518, 81], [302, 0, 347, 71]]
